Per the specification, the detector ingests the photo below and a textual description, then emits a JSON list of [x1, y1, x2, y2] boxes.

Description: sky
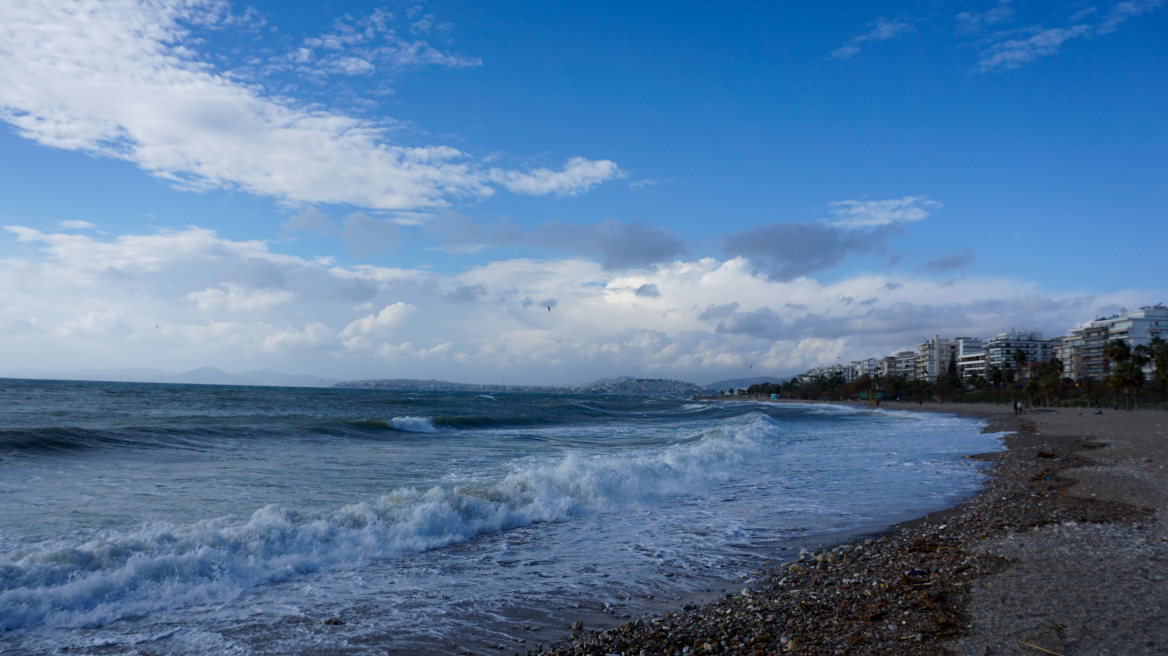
[[1, 0, 1166, 385]]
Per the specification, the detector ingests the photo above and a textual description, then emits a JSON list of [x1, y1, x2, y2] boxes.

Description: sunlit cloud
[[0, 0, 620, 211]]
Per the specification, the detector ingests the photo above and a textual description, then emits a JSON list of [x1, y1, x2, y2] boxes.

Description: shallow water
[[0, 380, 1004, 654]]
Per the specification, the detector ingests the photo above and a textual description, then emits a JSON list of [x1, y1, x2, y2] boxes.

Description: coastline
[[531, 402, 1168, 655]]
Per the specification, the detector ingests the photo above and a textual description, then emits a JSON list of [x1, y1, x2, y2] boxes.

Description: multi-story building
[[916, 335, 959, 383], [1053, 334, 1082, 380], [953, 337, 985, 382], [893, 351, 917, 380], [957, 350, 987, 382], [880, 356, 897, 377], [1063, 305, 1168, 380], [984, 329, 1052, 375], [848, 358, 881, 381]]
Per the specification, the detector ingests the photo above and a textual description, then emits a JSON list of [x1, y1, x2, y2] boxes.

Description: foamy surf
[[0, 414, 779, 631]]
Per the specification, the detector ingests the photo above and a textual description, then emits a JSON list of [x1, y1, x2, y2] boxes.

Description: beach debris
[[570, 620, 583, 630], [1017, 641, 1065, 656]]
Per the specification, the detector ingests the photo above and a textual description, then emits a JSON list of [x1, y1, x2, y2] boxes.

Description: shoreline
[[531, 402, 1168, 655]]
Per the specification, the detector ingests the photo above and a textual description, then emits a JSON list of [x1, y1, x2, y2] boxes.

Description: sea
[[0, 379, 1004, 655]]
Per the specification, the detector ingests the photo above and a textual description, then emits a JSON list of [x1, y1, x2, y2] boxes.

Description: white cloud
[[340, 302, 416, 349], [187, 284, 295, 312], [489, 157, 624, 197], [831, 17, 914, 59], [58, 220, 96, 229], [0, 0, 619, 211], [1098, 0, 1165, 33], [826, 196, 941, 228], [976, 25, 1092, 71], [956, 1, 1015, 34], [285, 9, 480, 78], [972, 0, 1163, 72], [0, 223, 1156, 383]]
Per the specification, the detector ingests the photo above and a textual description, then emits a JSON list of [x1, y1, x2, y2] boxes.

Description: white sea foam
[[389, 416, 440, 432], [0, 414, 781, 631]]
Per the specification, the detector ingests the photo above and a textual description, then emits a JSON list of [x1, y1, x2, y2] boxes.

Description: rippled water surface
[[0, 379, 1004, 654]]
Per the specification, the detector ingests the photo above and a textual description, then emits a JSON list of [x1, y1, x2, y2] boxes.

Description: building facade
[[916, 335, 959, 383], [984, 329, 1052, 375]]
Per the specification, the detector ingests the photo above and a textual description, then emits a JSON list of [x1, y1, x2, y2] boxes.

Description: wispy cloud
[[976, 25, 1092, 71], [831, 17, 914, 59], [972, 0, 1164, 72], [488, 157, 625, 197], [1098, 0, 1165, 33], [956, 0, 1015, 33], [922, 248, 975, 273], [58, 220, 96, 230], [281, 9, 481, 79], [0, 0, 621, 211], [826, 196, 941, 228], [434, 216, 687, 270]]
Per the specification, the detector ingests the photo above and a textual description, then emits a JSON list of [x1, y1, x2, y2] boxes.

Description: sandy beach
[[531, 402, 1168, 656]]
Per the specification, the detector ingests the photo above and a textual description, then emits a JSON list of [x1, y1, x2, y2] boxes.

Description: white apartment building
[[847, 357, 882, 382], [984, 329, 1052, 374], [880, 356, 897, 377], [893, 351, 917, 380], [1062, 305, 1168, 380], [954, 336, 985, 382], [958, 351, 987, 382], [916, 335, 959, 383]]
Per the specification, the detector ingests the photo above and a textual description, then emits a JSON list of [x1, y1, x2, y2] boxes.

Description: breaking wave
[[0, 414, 784, 631]]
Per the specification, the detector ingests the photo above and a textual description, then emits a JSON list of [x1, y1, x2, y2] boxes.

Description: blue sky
[[1, 0, 1165, 384]]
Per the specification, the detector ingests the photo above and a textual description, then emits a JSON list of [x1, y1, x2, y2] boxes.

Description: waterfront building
[[880, 356, 897, 377], [893, 351, 917, 380], [984, 329, 1052, 375], [1063, 305, 1168, 380], [916, 335, 958, 383]]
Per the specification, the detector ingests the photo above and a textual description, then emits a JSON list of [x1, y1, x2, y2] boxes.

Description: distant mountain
[[3, 367, 337, 388], [152, 368, 337, 387], [585, 375, 635, 385], [2, 368, 169, 383], [705, 376, 786, 391]]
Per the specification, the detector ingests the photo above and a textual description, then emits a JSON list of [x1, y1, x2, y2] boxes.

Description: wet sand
[[531, 402, 1168, 656]]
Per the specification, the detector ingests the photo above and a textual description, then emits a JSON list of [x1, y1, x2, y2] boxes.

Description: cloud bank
[[1, 223, 1148, 384]]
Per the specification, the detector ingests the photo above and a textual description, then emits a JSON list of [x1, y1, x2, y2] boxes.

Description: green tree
[[989, 365, 1003, 392], [1105, 339, 1142, 410], [1149, 336, 1168, 393], [946, 352, 961, 388]]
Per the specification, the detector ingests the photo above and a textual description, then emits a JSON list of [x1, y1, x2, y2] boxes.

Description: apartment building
[[893, 351, 917, 380], [984, 329, 1052, 374], [916, 335, 959, 382], [1065, 305, 1168, 380]]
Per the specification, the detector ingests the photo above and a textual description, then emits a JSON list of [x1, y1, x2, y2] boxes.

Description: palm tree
[[989, 365, 1003, 394], [1150, 336, 1168, 393], [1105, 339, 1141, 410], [1013, 347, 1028, 372]]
